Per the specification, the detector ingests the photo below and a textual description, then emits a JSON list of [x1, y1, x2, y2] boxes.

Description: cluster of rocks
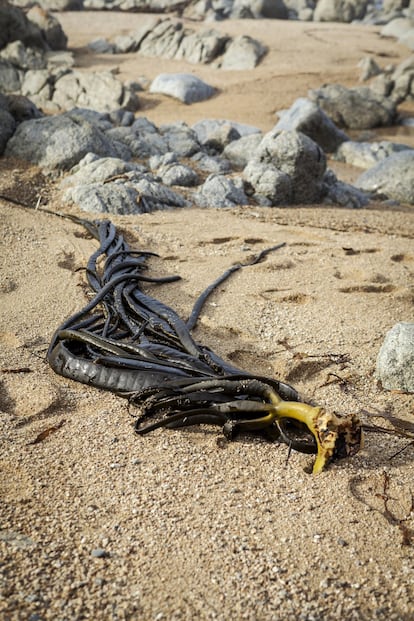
[[0, 1, 141, 113], [89, 17, 267, 71], [2, 96, 411, 211], [5, 0, 414, 25], [8, 0, 414, 29]]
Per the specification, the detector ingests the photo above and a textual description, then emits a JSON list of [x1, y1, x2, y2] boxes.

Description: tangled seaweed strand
[[47, 214, 362, 473]]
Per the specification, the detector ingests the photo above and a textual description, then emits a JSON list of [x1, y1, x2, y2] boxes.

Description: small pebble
[[91, 548, 108, 558]]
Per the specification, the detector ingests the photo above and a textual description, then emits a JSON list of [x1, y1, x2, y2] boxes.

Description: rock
[[335, 140, 412, 168], [370, 72, 395, 98], [106, 121, 168, 158], [389, 55, 414, 103], [53, 70, 140, 113], [219, 35, 267, 70], [64, 182, 143, 215], [231, 0, 289, 19], [158, 163, 200, 187], [0, 0, 47, 51], [0, 41, 47, 70], [159, 122, 200, 157], [88, 38, 114, 54], [223, 133, 263, 168], [191, 152, 232, 174], [0, 59, 24, 93], [380, 17, 413, 38], [149, 73, 215, 104], [322, 169, 369, 208], [399, 29, 414, 50], [245, 129, 326, 204], [244, 160, 292, 205], [308, 83, 397, 129], [358, 56, 382, 81], [274, 97, 349, 152], [174, 28, 229, 64], [194, 174, 248, 207], [108, 109, 135, 127], [0, 108, 15, 154], [138, 19, 185, 59], [376, 322, 414, 392], [284, 0, 315, 21], [61, 155, 145, 187], [21, 69, 51, 99], [4, 94, 43, 122], [192, 118, 260, 148], [132, 176, 188, 210], [5, 111, 130, 169], [313, 0, 369, 22], [356, 151, 414, 203], [26, 5, 68, 51]]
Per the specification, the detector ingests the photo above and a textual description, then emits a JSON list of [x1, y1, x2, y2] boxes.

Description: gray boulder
[[160, 122, 200, 157], [5, 111, 130, 169], [65, 183, 143, 215], [335, 140, 412, 169], [380, 17, 413, 38], [192, 118, 260, 148], [194, 174, 248, 207], [223, 133, 263, 168], [137, 20, 185, 59], [61, 155, 145, 187], [53, 70, 140, 113], [357, 56, 382, 81], [313, 0, 369, 22], [0, 40, 47, 70], [106, 123, 168, 159], [399, 29, 414, 51], [220, 35, 267, 70], [244, 129, 326, 204], [65, 173, 188, 214], [0, 0, 47, 51], [274, 97, 349, 152], [174, 28, 229, 64], [4, 93, 42, 122], [26, 5, 68, 51], [389, 55, 414, 103], [149, 73, 215, 104], [231, 0, 289, 18], [244, 160, 292, 205], [356, 150, 414, 204], [308, 83, 396, 129], [322, 169, 369, 208], [376, 322, 414, 392], [132, 176, 188, 210], [0, 107, 15, 154], [159, 163, 200, 187], [0, 59, 24, 92], [191, 152, 232, 174]]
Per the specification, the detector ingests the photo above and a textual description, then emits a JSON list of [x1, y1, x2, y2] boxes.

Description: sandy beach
[[1, 12, 414, 620]]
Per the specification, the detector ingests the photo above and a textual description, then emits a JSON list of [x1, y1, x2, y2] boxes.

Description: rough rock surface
[[194, 173, 248, 207], [219, 35, 267, 70], [274, 97, 349, 152], [149, 73, 216, 104], [313, 0, 369, 22], [244, 129, 327, 204], [4, 111, 131, 169], [335, 140, 412, 169], [356, 150, 414, 204], [376, 322, 414, 392], [308, 83, 397, 129], [52, 70, 140, 113]]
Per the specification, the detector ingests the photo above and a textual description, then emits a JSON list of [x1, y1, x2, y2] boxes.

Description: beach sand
[[1, 13, 414, 620]]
